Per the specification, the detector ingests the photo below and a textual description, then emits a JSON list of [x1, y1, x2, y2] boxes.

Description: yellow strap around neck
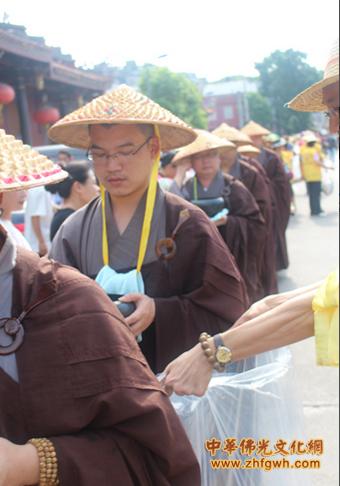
[[101, 126, 161, 273], [136, 148, 160, 272], [101, 184, 110, 266]]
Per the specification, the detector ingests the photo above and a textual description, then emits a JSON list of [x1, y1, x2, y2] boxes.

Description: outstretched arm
[[163, 288, 316, 397], [233, 280, 322, 327]]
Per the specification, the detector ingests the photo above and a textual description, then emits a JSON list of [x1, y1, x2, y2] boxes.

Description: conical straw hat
[[288, 39, 339, 112], [237, 144, 260, 156], [173, 129, 235, 164], [0, 129, 67, 192], [212, 122, 251, 145], [241, 121, 271, 137], [48, 85, 197, 151]]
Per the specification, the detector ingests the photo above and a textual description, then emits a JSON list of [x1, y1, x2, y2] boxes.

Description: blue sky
[[0, 0, 338, 81]]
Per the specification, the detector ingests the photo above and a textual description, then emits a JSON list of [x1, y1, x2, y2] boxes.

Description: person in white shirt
[[24, 186, 54, 256], [0, 190, 31, 250]]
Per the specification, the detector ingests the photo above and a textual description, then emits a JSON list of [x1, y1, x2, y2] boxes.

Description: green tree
[[247, 92, 273, 128], [140, 66, 207, 128], [255, 50, 322, 134]]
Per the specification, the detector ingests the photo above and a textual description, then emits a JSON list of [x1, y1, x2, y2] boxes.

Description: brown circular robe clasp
[[156, 238, 177, 261], [0, 318, 25, 356]]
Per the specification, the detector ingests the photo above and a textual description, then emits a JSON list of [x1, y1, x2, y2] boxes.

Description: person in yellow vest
[[300, 133, 328, 216], [163, 38, 339, 397]]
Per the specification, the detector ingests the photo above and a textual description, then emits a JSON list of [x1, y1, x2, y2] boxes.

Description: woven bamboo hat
[[212, 122, 252, 146], [0, 129, 67, 192], [48, 85, 197, 151], [241, 121, 271, 137], [173, 129, 235, 164], [237, 144, 260, 156], [288, 40, 339, 112]]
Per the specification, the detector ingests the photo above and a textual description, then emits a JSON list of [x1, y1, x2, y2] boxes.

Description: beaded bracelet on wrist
[[28, 438, 59, 486], [199, 332, 225, 372]]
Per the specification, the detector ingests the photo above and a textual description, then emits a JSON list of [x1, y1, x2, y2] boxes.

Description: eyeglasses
[[87, 136, 153, 164], [324, 107, 340, 119]]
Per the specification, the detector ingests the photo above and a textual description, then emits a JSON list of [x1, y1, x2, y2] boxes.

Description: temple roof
[[0, 23, 111, 91]]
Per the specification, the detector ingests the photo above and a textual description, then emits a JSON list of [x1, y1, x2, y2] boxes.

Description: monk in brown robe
[[213, 123, 278, 296], [238, 154, 279, 295], [242, 121, 291, 271], [0, 227, 201, 486], [0, 131, 200, 486], [49, 86, 248, 374], [220, 151, 277, 298], [172, 130, 266, 303], [212, 123, 272, 224]]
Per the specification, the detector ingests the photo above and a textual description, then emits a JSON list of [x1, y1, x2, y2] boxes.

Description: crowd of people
[[0, 38, 338, 486], [7, 114, 335, 275]]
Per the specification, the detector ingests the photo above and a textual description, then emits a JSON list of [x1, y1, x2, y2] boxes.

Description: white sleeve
[[26, 187, 50, 218]]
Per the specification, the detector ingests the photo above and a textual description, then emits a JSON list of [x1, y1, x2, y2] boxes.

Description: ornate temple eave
[[49, 62, 109, 91], [0, 29, 51, 64]]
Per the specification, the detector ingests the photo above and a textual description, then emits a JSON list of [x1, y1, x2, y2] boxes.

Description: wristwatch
[[213, 334, 232, 371]]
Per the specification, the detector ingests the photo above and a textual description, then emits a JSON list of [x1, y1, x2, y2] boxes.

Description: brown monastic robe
[[51, 191, 248, 373], [0, 228, 201, 486], [184, 173, 266, 303], [258, 148, 291, 271], [231, 157, 278, 296]]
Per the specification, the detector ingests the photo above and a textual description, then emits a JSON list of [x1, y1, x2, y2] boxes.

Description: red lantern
[[0, 83, 16, 105], [34, 106, 60, 125]]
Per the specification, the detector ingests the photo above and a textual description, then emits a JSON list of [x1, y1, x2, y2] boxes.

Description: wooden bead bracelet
[[199, 332, 225, 372], [28, 438, 59, 486]]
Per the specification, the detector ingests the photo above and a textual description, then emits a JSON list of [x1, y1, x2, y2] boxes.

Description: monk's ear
[[149, 136, 161, 159]]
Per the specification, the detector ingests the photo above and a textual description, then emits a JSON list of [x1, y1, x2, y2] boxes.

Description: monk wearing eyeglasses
[[49, 85, 248, 374]]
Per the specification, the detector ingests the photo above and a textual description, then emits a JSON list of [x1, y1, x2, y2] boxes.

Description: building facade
[[0, 23, 111, 146], [203, 78, 258, 130]]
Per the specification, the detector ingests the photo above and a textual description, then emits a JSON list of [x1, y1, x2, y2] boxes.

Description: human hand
[[214, 215, 228, 227], [120, 293, 156, 336], [162, 343, 214, 397], [0, 438, 39, 486], [38, 241, 48, 257], [233, 295, 278, 328], [174, 158, 192, 187]]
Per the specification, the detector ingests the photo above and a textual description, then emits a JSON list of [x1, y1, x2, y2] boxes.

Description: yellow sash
[[101, 126, 161, 273]]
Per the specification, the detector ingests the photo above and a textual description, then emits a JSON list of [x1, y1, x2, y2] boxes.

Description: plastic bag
[[322, 171, 334, 196], [167, 348, 312, 486]]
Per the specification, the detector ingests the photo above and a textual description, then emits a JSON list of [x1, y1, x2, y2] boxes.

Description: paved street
[[278, 163, 339, 486]]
